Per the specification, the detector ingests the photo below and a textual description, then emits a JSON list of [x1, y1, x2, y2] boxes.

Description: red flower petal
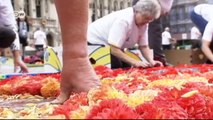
[[86, 99, 139, 119]]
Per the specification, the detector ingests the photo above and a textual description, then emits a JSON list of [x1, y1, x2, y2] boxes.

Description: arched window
[[114, 0, 118, 11], [99, 0, 104, 17], [92, 0, 98, 21], [35, 0, 41, 17], [24, 0, 30, 16], [108, 0, 112, 13], [127, 2, 131, 7], [92, 3, 96, 21], [120, 1, 124, 10]]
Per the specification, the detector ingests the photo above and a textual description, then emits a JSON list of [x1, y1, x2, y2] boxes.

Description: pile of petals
[[0, 64, 213, 119]]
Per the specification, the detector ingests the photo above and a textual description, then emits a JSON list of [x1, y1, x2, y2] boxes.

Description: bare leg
[[13, 50, 29, 73], [52, 0, 100, 104]]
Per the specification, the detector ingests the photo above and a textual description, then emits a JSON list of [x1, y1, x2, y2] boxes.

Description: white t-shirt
[[33, 30, 46, 46], [87, 7, 148, 49], [162, 31, 171, 45], [190, 27, 201, 40], [194, 4, 213, 42], [0, 0, 16, 28]]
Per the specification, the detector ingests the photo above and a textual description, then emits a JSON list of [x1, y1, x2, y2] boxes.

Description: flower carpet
[[0, 64, 213, 119]]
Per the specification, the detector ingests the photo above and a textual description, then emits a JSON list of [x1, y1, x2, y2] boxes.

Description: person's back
[[88, 7, 148, 49], [33, 28, 47, 52], [191, 4, 213, 40], [194, 4, 213, 22], [88, 8, 134, 45], [162, 28, 171, 45], [190, 4, 213, 64], [162, 27, 172, 50], [34, 29, 46, 45]]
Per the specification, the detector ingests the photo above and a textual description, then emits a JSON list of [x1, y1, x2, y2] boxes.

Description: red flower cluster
[[52, 92, 88, 119], [86, 99, 140, 119], [0, 74, 60, 95], [1, 64, 213, 119], [114, 79, 146, 94]]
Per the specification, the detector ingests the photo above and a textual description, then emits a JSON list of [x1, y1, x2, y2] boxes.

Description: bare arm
[[139, 45, 153, 62], [110, 45, 151, 68], [110, 45, 138, 65], [202, 40, 213, 62]]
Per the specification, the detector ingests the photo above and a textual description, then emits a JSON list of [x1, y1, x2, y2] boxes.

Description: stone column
[[41, 0, 46, 18]]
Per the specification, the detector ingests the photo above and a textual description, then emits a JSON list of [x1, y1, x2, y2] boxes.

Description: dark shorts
[[111, 54, 131, 69], [0, 26, 16, 48], [162, 44, 171, 50], [190, 10, 207, 34], [35, 45, 44, 51]]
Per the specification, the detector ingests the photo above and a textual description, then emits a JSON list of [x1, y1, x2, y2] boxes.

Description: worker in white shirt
[[190, 4, 213, 63], [133, 0, 174, 66], [190, 26, 201, 49], [88, 0, 163, 69], [33, 28, 47, 51], [162, 27, 174, 50]]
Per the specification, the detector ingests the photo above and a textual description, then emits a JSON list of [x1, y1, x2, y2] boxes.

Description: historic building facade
[[89, 0, 131, 22], [11, 0, 132, 47], [11, 0, 59, 47], [168, 0, 213, 40], [12, 0, 213, 46]]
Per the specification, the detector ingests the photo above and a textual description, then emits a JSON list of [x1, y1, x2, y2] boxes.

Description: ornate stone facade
[[89, 0, 131, 22], [169, 0, 212, 40], [11, 0, 132, 47], [11, 0, 59, 46]]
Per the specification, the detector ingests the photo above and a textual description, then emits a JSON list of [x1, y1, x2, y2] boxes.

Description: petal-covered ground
[[0, 64, 213, 119]]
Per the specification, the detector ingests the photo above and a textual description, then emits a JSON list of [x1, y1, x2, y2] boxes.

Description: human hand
[[149, 60, 163, 67], [132, 61, 151, 68]]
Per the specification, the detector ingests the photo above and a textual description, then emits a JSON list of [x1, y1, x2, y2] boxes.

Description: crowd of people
[[0, 0, 213, 104]]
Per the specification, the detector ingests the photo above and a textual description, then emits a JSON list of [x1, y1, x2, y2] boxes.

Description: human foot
[[50, 92, 71, 104], [64, 58, 100, 87], [54, 58, 101, 104]]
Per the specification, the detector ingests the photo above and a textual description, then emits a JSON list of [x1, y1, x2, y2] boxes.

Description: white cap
[[158, 0, 173, 14]]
